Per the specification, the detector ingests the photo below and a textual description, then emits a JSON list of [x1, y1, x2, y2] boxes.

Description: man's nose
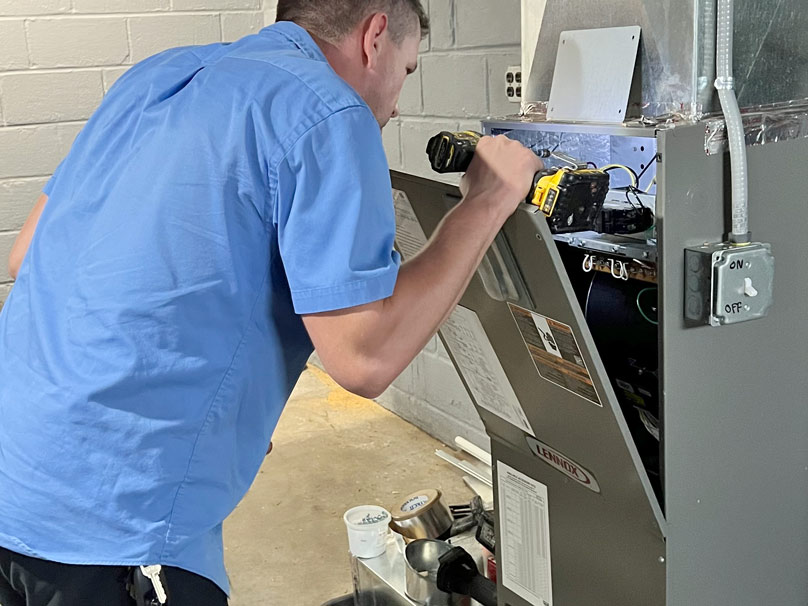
[[391, 104, 400, 119]]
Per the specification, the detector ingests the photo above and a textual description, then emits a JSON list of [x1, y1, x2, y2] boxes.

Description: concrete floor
[[223, 366, 474, 605]]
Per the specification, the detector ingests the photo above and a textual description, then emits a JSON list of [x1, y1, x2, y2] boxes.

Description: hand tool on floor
[[437, 545, 498, 606], [426, 130, 610, 233]]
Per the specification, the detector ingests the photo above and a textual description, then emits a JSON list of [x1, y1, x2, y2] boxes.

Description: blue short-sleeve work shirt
[[0, 22, 399, 593]]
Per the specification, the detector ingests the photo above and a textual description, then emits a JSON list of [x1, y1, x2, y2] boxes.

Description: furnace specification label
[[498, 461, 553, 606], [440, 306, 535, 436], [393, 190, 428, 261], [509, 304, 602, 406]]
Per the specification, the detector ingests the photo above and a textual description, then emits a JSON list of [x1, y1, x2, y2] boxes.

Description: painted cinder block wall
[[0, 0, 275, 302]]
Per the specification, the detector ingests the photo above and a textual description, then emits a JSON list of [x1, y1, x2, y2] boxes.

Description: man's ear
[[361, 12, 389, 68]]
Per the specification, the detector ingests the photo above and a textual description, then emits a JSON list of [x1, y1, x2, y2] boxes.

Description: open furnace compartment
[[489, 121, 664, 504], [556, 240, 662, 500]]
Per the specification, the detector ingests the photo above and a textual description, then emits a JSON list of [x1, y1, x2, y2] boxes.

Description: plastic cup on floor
[[343, 505, 391, 559]]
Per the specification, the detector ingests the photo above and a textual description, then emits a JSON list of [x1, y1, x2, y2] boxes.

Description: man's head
[[276, 1, 428, 128]]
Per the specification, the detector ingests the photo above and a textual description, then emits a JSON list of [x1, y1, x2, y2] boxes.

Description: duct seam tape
[[390, 489, 454, 541]]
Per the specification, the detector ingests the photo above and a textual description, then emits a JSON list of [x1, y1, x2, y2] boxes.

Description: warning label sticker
[[509, 304, 601, 407], [498, 461, 553, 606]]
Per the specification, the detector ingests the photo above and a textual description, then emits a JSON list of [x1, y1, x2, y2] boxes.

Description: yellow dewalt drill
[[426, 130, 610, 234]]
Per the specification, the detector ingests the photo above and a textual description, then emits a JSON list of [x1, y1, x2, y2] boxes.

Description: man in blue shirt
[[0, 0, 542, 604]]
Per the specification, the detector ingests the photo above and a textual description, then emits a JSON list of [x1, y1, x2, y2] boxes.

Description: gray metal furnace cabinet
[[390, 119, 808, 606]]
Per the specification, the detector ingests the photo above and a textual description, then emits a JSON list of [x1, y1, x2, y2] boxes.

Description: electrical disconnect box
[[684, 243, 775, 326]]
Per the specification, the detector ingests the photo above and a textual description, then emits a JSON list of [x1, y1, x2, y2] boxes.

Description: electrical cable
[[636, 287, 659, 325], [601, 164, 638, 188], [635, 154, 658, 183], [625, 188, 645, 210], [635, 153, 659, 193], [608, 259, 629, 281]]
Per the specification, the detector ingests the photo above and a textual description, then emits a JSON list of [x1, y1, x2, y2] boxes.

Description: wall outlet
[[505, 65, 522, 103]]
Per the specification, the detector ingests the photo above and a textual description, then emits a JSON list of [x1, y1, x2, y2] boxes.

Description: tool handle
[[467, 575, 498, 606], [438, 546, 499, 606]]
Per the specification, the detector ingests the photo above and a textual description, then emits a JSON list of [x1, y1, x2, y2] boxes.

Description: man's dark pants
[[0, 546, 227, 606]]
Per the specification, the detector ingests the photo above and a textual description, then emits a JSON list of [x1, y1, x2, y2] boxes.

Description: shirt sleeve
[[42, 159, 66, 196], [275, 105, 401, 315]]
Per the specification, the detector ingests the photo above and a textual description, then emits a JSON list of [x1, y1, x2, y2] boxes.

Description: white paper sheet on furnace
[[498, 461, 553, 606], [440, 306, 534, 436], [393, 190, 429, 261]]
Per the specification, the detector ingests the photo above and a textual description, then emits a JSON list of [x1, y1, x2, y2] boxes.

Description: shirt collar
[[260, 21, 328, 63]]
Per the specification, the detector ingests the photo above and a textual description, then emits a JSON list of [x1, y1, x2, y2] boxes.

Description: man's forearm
[[303, 135, 543, 398], [334, 194, 508, 397], [381, 196, 504, 360]]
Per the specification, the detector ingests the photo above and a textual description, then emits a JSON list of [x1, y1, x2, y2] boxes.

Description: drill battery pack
[[529, 168, 611, 234]]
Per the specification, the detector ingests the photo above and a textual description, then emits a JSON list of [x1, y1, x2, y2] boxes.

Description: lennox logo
[[525, 436, 601, 493]]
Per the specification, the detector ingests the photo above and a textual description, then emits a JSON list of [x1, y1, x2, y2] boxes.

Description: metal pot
[[390, 489, 454, 541], [404, 539, 467, 606]]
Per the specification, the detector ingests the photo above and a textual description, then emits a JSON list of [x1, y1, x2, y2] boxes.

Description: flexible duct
[[715, 0, 750, 243]]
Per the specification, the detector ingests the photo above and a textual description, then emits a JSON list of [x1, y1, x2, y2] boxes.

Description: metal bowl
[[404, 539, 455, 605]]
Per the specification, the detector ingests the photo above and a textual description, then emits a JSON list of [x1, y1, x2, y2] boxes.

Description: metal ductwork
[[523, 0, 808, 118]]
